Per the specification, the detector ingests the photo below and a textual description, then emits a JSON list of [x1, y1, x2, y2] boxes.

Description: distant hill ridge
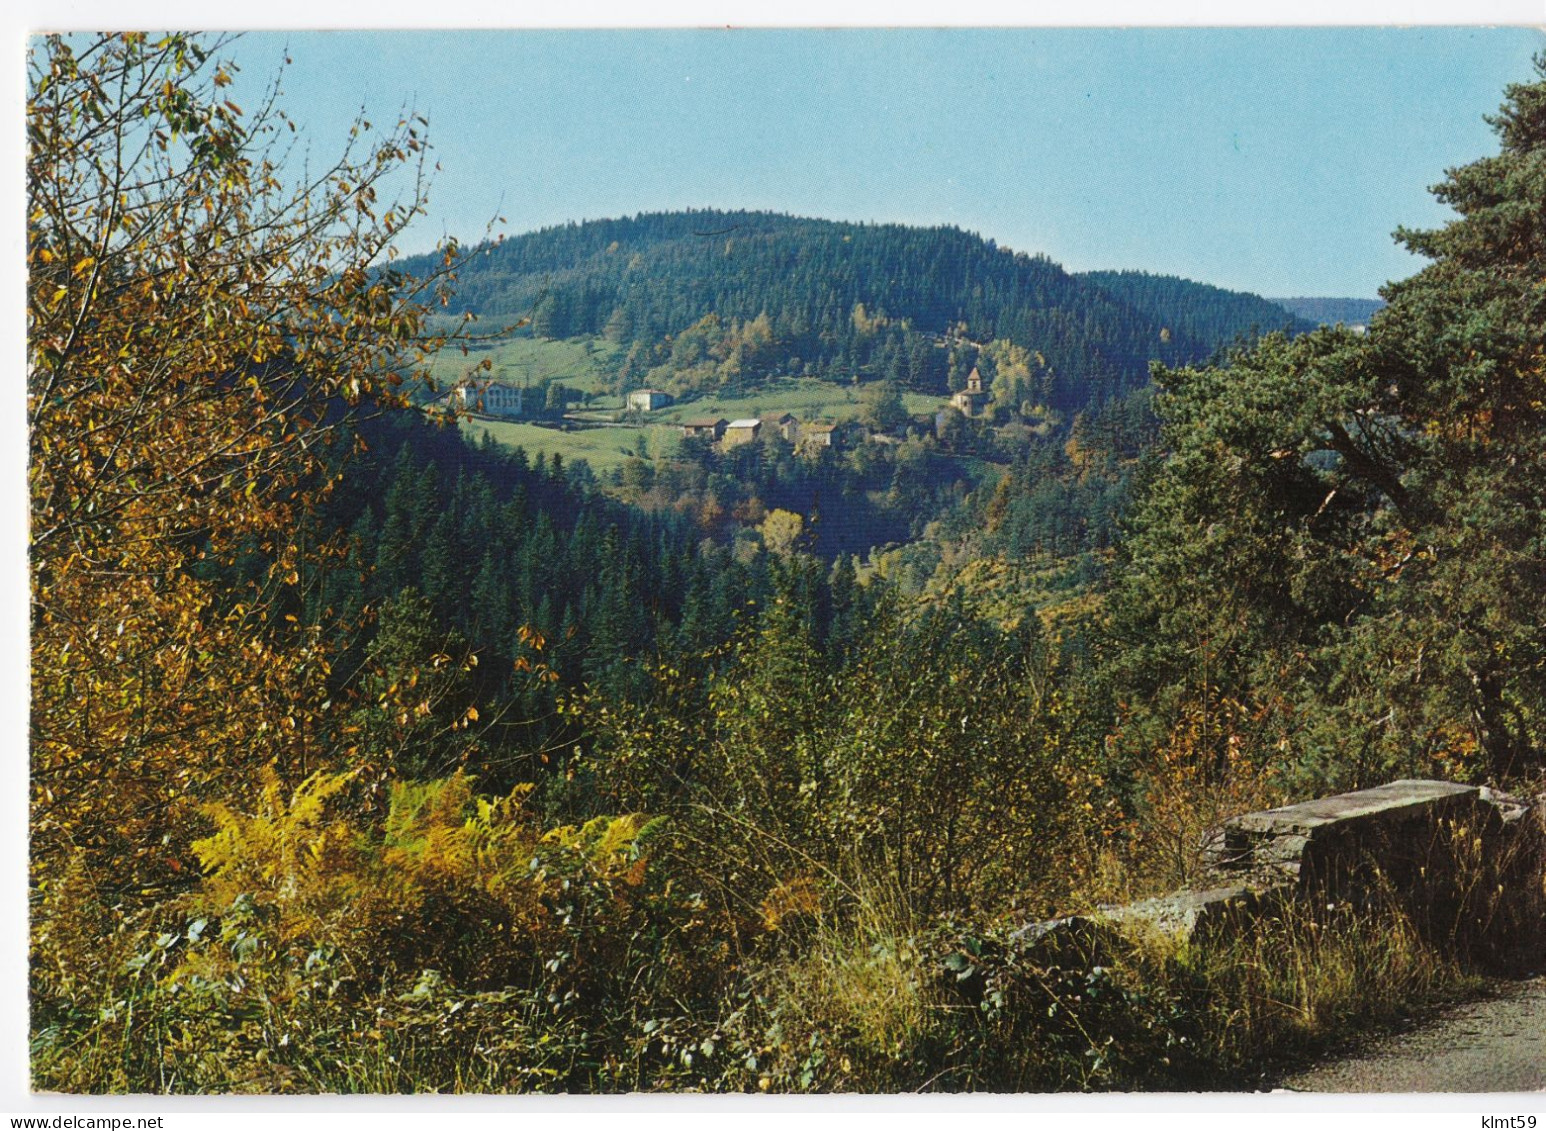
[[1079, 270, 1315, 349], [1269, 296, 1385, 326], [405, 209, 1319, 411]]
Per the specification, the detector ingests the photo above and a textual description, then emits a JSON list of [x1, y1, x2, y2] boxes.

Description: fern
[[192, 768, 355, 905], [181, 764, 661, 996]]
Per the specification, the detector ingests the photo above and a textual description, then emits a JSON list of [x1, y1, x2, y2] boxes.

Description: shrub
[[30, 768, 720, 1093]]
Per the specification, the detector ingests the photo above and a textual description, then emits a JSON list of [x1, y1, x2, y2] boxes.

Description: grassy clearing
[[419, 336, 952, 423], [457, 417, 683, 472], [453, 373, 953, 472], [422, 335, 625, 397]]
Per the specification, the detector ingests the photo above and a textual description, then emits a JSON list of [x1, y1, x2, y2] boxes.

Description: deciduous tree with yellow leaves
[[28, 32, 460, 897]]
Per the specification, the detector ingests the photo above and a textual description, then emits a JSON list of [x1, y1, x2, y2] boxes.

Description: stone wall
[[1018, 779, 1546, 974]]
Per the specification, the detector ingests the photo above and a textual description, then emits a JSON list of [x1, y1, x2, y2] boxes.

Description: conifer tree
[[1108, 59, 1546, 786]]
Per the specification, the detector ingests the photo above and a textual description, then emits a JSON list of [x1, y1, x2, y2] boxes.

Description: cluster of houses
[[446, 372, 993, 448], [677, 412, 864, 454], [622, 388, 866, 453]]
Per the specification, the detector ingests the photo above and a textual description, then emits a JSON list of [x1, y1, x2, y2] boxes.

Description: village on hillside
[[433, 364, 1000, 459]]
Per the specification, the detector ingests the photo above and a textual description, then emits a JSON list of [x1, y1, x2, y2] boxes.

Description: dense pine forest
[[27, 33, 1546, 1095], [1078, 269, 1315, 348]]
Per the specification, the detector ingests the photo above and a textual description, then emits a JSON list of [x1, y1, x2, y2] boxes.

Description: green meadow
[[422, 334, 626, 398], [457, 417, 685, 472], [649, 377, 944, 424], [446, 364, 952, 471]]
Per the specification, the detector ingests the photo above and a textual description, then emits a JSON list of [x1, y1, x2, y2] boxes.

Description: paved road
[[1279, 978, 1546, 1093]]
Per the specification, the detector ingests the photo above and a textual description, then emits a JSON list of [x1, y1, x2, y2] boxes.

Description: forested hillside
[[413, 211, 1307, 410], [1079, 269, 1314, 347], [296, 411, 885, 783]]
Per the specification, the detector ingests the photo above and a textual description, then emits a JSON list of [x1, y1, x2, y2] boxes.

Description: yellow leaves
[[191, 767, 356, 902], [27, 31, 479, 907], [760, 874, 822, 931]]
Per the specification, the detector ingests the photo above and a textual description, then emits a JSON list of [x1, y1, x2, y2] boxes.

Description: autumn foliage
[[28, 33, 456, 892]]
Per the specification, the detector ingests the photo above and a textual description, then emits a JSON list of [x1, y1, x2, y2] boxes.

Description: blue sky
[[179, 26, 1546, 298]]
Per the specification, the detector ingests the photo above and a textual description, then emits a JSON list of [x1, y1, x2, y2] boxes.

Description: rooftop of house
[[726, 418, 762, 429]]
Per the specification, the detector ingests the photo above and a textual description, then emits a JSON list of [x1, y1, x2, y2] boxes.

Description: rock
[[1008, 914, 1126, 968], [1478, 785, 1536, 828], [1098, 884, 1288, 945], [1198, 778, 1545, 970], [1016, 780, 1546, 985], [1203, 779, 1482, 889]]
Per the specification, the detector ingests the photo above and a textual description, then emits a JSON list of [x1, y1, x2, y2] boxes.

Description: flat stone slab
[[1008, 914, 1126, 967], [1205, 779, 1485, 883], [1011, 780, 1544, 987], [1228, 779, 1479, 836]]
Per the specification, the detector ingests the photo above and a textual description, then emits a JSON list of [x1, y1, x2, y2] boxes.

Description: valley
[[28, 30, 1546, 1100]]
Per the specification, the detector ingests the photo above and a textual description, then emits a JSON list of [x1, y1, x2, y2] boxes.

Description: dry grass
[[748, 865, 938, 1087], [1174, 896, 1476, 1075]]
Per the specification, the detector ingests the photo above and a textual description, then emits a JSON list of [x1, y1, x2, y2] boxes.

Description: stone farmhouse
[[799, 420, 866, 450], [679, 417, 729, 441], [764, 413, 800, 443], [799, 421, 839, 450], [626, 388, 675, 412], [722, 418, 763, 447]]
